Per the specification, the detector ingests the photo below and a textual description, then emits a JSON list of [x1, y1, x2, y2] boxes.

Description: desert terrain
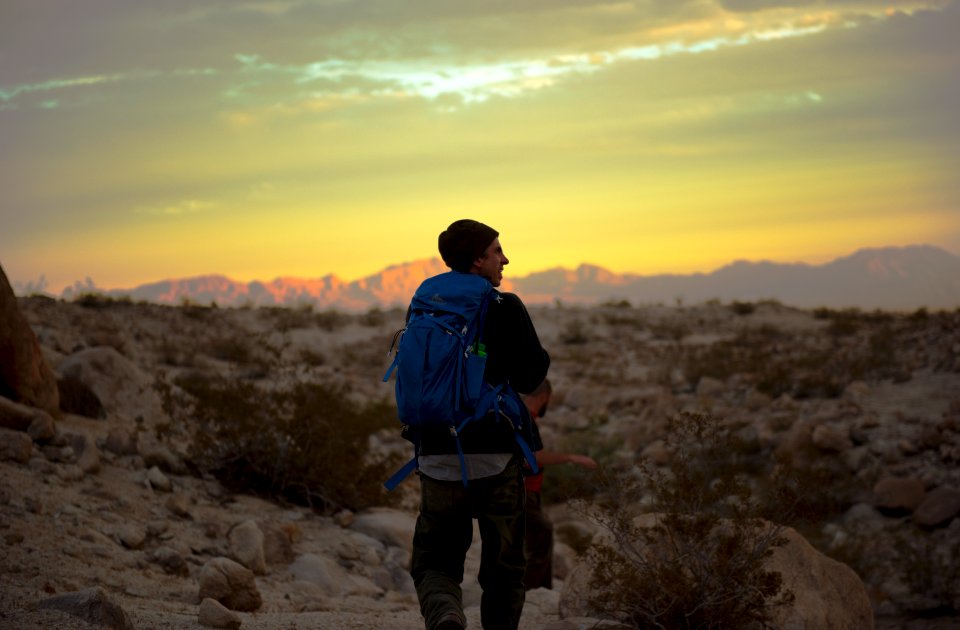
[[2, 291, 959, 629]]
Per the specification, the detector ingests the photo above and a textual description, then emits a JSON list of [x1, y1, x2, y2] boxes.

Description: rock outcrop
[[0, 265, 59, 415]]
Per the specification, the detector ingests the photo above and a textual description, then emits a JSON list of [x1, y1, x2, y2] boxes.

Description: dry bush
[[580, 412, 793, 629], [171, 375, 399, 513]]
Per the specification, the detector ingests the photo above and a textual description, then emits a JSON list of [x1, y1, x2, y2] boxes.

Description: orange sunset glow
[[2, 1, 958, 294]]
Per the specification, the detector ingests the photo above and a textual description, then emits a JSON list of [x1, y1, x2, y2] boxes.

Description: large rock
[[873, 476, 926, 514], [349, 507, 416, 552], [58, 346, 163, 423], [766, 527, 874, 629], [0, 266, 59, 415], [198, 597, 242, 629], [560, 517, 873, 629], [0, 395, 56, 440], [198, 557, 262, 612], [913, 486, 960, 528], [37, 586, 134, 629], [229, 520, 267, 575]]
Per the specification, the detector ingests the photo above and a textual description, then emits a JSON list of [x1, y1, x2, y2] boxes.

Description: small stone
[[198, 557, 262, 612], [812, 424, 853, 453], [165, 493, 192, 519], [147, 466, 172, 492], [115, 523, 147, 550], [198, 597, 242, 629], [152, 546, 189, 576], [229, 520, 266, 575]]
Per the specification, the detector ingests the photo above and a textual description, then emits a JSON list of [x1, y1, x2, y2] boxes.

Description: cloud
[[134, 199, 217, 216]]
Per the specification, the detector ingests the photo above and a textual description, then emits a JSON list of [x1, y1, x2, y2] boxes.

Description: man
[[521, 379, 597, 590], [410, 219, 550, 630]]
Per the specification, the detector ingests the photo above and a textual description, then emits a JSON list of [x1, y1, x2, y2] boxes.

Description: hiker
[[521, 379, 597, 590], [407, 219, 550, 630]]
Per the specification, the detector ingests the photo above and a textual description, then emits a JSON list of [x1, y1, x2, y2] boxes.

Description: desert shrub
[[730, 300, 756, 316], [556, 523, 593, 556], [260, 304, 317, 332], [175, 375, 399, 512], [560, 318, 589, 345], [73, 292, 133, 309], [580, 412, 794, 629], [205, 335, 254, 364], [359, 306, 386, 327], [314, 308, 349, 331]]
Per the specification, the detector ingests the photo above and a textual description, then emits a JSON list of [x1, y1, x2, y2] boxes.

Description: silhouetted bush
[[173, 375, 399, 513], [72, 292, 134, 309], [581, 412, 793, 628]]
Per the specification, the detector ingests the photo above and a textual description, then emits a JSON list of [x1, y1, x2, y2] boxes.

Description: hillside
[[2, 292, 960, 628]]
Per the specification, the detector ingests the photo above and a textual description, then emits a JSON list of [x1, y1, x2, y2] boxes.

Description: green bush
[[174, 375, 399, 513], [581, 412, 793, 629]]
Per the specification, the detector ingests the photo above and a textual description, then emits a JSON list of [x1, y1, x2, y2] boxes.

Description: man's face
[[472, 237, 509, 287]]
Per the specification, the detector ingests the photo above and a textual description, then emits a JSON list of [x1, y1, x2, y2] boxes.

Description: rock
[[37, 586, 134, 629], [229, 520, 267, 575], [873, 476, 926, 514], [146, 466, 172, 492], [57, 375, 106, 419], [0, 266, 60, 415], [73, 433, 101, 475], [115, 523, 147, 550], [913, 486, 960, 528], [139, 436, 183, 473], [198, 557, 262, 612], [198, 597, 242, 629], [288, 553, 349, 597], [28, 412, 56, 441], [152, 546, 189, 576], [104, 426, 139, 456], [766, 527, 874, 630], [695, 376, 725, 398], [259, 521, 296, 567], [58, 346, 164, 425], [640, 439, 670, 465], [165, 493, 193, 519], [0, 395, 55, 438], [0, 427, 33, 463], [811, 424, 853, 453], [350, 508, 416, 552]]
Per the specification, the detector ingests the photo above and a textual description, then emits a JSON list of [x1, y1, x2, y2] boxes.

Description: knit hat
[[437, 219, 499, 272]]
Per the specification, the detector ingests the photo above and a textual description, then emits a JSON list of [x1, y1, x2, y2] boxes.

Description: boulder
[[259, 521, 296, 567], [913, 486, 960, 528], [811, 424, 853, 453], [198, 597, 242, 629], [229, 520, 267, 575], [199, 557, 262, 612], [37, 586, 134, 630], [873, 476, 926, 514], [350, 508, 416, 552], [58, 346, 163, 423], [104, 426, 139, 456], [288, 553, 349, 597], [0, 266, 59, 415], [766, 527, 874, 630], [0, 395, 55, 440]]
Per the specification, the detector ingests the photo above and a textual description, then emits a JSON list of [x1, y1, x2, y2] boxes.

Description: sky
[[2, 0, 959, 294]]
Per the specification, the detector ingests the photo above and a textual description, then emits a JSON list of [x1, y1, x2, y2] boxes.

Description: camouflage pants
[[411, 459, 526, 630]]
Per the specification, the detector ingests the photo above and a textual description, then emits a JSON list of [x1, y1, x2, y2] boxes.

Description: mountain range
[[50, 245, 960, 311]]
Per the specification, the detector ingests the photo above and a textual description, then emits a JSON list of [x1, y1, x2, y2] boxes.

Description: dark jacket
[[417, 291, 550, 456]]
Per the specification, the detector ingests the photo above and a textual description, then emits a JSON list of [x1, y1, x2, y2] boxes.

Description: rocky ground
[[2, 292, 959, 628]]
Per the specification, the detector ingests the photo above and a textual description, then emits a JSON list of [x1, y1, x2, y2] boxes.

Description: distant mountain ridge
[[54, 245, 960, 311]]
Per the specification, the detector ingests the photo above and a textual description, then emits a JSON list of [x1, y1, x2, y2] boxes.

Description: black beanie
[[437, 219, 499, 272]]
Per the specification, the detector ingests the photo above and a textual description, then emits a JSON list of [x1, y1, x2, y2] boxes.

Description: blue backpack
[[382, 271, 538, 489]]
